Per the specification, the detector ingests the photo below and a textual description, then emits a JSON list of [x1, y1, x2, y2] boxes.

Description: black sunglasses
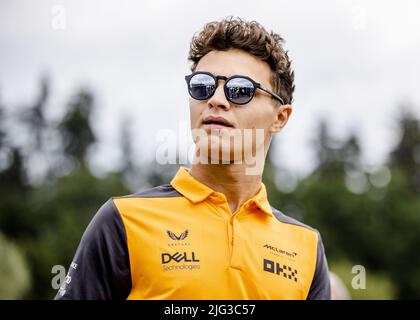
[[185, 71, 285, 105]]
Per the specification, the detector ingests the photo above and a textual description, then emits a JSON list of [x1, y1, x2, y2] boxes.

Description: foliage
[[0, 79, 419, 299], [0, 232, 31, 299]]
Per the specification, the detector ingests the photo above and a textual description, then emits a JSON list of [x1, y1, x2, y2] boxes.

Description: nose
[[207, 80, 231, 111]]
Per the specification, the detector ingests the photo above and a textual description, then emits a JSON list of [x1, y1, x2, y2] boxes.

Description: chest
[[122, 207, 317, 299]]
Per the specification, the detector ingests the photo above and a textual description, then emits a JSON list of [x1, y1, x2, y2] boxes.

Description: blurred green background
[[0, 79, 419, 299]]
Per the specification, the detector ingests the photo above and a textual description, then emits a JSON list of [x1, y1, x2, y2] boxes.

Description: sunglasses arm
[[258, 84, 285, 105]]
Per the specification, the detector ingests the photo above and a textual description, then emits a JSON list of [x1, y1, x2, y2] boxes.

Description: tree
[[58, 90, 95, 167]]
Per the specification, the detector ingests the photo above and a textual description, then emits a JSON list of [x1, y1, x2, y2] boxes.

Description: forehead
[[195, 49, 272, 86]]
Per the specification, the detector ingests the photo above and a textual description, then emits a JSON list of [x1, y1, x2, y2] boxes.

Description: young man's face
[[189, 48, 292, 167]]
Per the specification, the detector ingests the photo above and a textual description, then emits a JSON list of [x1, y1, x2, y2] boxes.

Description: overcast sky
[[1, 0, 420, 178]]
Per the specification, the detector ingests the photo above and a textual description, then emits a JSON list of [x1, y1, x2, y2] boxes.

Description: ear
[[270, 104, 292, 133]]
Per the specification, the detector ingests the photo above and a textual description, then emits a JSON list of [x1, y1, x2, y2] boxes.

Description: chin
[[193, 140, 236, 164]]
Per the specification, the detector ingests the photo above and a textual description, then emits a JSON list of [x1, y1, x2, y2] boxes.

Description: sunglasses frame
[[185, 71, 285, 105]]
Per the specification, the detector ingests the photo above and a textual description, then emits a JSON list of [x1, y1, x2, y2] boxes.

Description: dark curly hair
[[188, 17, 295, 104]]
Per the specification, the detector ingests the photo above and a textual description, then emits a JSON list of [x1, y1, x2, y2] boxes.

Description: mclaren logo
[[167, 229, 189, 241], [263, 244, 297, 258]]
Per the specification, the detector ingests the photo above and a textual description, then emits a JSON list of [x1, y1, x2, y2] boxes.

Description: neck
[[189, 162, 263, 214]]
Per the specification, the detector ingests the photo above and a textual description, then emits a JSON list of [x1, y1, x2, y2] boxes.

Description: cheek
[[237, 104, 275, 130], [189, 101, 204, 128]]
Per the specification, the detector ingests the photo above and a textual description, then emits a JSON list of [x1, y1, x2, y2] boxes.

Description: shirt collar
[[170, 166, 274, 217]]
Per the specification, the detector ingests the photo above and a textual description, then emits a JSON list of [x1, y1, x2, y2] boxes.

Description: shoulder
[[109, 184, 184, 219], [270, 206, 320, 237], [112, 184, 182, 200]]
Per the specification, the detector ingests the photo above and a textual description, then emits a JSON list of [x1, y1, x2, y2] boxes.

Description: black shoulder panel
[[117, 184, 182, 199]]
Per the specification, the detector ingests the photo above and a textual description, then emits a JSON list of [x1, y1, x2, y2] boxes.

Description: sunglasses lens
[[188, 73, 216, 100], [225, 77, 255, 104]]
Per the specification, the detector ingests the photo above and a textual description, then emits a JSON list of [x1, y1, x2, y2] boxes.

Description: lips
[[202, 116, 233, 128]]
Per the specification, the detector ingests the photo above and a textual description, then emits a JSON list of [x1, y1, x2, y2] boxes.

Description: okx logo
[[263, 258, 298, 283], [161, 251, 200, 264]]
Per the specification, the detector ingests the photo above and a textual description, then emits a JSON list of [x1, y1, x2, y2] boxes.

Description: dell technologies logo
[[161, 251, 200, 264]]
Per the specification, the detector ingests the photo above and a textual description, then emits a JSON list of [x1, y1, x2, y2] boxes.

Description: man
[[54, 17, 331, 300]]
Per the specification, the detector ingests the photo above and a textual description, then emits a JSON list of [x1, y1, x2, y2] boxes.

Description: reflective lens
[[186, 72, 258, 105], [188, 73, 216, 100], [225, 77, 255, 104]]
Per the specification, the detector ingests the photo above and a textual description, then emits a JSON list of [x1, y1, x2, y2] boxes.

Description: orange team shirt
[[55, 166, 331, 300]]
